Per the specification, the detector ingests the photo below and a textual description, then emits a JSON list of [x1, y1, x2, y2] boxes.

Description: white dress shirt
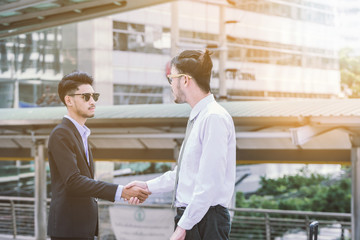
[[146, 94, 236, 230]]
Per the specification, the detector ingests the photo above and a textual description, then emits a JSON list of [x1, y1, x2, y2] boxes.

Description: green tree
[[339, 48, 360, 97], [236, 167, 351, 213], [233, 167, 351, 239]]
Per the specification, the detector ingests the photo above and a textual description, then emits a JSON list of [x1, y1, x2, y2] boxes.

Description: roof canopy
[[0, 0, 174, 39], [0, 99, 359, 164]]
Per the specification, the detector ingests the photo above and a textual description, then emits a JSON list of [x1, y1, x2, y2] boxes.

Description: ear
[[64, 95, 73, 107], [184, 75, 190, 86]]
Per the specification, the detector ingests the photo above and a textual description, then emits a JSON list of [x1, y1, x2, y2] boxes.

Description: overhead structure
[[0, 99, 358, 164], [0, 0, 175, 39], [1, 99, 360, 238]]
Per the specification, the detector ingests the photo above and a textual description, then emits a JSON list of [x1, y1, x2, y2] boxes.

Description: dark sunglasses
[[68, 93, 100, 102]]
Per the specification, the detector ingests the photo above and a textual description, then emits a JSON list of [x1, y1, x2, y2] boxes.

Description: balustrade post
[[10, 200, 17, 238], [265, 213, 270, 240], [34, 140, 47, 240], [305, 216, 310, 237]]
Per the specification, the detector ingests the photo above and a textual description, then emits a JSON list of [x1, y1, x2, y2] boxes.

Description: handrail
[[229, 207, 351, 218], [0, 196, 352, 239]]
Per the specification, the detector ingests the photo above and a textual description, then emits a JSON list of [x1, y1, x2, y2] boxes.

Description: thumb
[[124, 181, 137, 189]]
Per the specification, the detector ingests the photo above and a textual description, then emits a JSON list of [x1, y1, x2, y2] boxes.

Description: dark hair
[[58, 71, 94, 105], [171, 49, 213, 93]]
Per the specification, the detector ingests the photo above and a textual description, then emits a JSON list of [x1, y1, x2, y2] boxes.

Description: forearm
[[146, 168, 176, 193], [66, 172, 118, 201]]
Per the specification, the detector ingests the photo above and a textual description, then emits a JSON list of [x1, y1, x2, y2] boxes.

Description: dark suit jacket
[[47, 117, 118, 238]]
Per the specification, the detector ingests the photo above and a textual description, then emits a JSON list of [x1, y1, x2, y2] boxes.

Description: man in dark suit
[[47, 71, 150, 240]]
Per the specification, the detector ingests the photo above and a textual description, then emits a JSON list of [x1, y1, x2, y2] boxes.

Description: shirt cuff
[[177, 215, 194, 230], [146, 179, 157, 193], [114, 185, 123, 202]]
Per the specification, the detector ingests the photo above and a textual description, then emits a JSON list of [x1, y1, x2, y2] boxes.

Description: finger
[[128, 197, 135, 204], [131, 197, 140, 205], [130, 197, 139, 205], [138, 194, 148, 202], [138, 192, 148, 200], [132, 197, 141, 205], [139, 188, 151, 195]]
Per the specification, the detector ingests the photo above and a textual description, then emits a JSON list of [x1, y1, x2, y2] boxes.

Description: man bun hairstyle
[[58, 71, 94, 105], [171, 49, 213, 93]]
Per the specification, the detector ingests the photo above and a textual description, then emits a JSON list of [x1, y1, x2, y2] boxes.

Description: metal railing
[[228, 207, 351, 240], [0, 196, 352, 239]]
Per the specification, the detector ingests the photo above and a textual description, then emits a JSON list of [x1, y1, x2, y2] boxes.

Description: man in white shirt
[[126, 49, 236, 240]]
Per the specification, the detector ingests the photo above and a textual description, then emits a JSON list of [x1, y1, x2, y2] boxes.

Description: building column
[[171, 1, 179, 58], [351, 134, 360, 240], [62, 17, 114, 106], [218, 5, 227, 101], [34, 140, 47, 240]]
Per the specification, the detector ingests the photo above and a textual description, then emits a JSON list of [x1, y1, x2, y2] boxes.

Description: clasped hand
[[122, 181, 151, 204]]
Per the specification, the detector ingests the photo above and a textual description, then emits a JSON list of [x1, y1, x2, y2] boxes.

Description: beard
[[80, 111, 94, 119], [173, 82, 186, 104], [79, 106, 95, 119]]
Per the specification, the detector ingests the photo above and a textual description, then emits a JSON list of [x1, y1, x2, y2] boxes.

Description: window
[[113, 21, 170, 54], [113, 84, 164, 105]]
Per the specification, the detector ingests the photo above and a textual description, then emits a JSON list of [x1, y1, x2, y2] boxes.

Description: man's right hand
[[121, 184, 150, 203], [123, 181, 151, 204], [125, 181, 150, 192]]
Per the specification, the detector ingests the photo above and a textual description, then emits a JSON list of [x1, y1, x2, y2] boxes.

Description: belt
[[176, 205, 224, 214]]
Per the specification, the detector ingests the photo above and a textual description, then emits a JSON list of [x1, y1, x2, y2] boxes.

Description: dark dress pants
[[175, 205, 231, 240]]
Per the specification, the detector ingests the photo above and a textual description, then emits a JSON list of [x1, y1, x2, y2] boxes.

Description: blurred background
[[0, 0, 359, 239]]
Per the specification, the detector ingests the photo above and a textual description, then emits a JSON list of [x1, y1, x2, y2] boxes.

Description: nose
[[89, 95, 96, 104]]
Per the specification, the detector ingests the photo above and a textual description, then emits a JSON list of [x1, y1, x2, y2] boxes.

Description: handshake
[[121, 181, 150, 204]]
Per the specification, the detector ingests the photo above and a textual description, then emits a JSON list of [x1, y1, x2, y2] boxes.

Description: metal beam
[[0, 148, 351, 164], [0, 0, 125, 24], [0, 148, 31, 158], [0, 0, 175, 39], [0, 0, 53, 14], [238, 149, 350, 165], [290, 125, 336, 145], [93, 148, 351, 164], [0, 131, 293, 140], [0, 1, 127, 32]]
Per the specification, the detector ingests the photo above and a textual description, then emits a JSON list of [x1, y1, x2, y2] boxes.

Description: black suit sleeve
[[48, 127, 118, 202]]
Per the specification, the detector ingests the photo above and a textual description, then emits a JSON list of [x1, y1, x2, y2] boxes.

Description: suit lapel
[[88, 146, 94, 178], [62, 117, 93, 176]]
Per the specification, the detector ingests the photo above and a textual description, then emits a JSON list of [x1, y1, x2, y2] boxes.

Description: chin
[[174, 98, 185, 104]]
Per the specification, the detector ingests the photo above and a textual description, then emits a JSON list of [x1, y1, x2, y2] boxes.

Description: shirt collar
[[64, 115, 91, 138], [189, 94, 215, 121]]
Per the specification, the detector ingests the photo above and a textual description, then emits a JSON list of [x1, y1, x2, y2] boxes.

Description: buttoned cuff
[[114, 185, 123, 202]]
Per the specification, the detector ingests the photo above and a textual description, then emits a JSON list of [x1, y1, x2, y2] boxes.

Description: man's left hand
[[170, 226, 186, 240]]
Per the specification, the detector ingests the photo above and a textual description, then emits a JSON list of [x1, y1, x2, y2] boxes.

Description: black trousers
[[175, 205, 231, 240]]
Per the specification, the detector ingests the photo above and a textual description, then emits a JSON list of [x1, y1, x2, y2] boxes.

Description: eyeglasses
[[68, 93, 100, 102], [166, 74, 192, 84]]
